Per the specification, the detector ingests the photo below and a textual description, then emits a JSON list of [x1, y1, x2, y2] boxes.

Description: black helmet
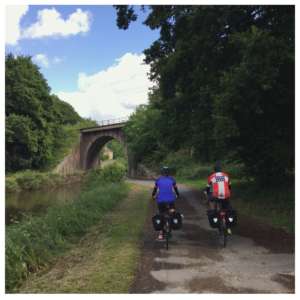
[[161, 166, 170, 176], [214, 160, 222, 172]]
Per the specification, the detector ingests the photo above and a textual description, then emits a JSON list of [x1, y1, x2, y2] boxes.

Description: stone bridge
[[79, 118, 136, 176], [54, 118, 137, 176]]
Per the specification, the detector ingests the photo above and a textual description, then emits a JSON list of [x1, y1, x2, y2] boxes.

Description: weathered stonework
[[79, 123, 127, 170], [55, 122, 137, 176]]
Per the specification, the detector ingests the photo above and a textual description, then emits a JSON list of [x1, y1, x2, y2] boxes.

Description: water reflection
[[6, 183, 82, 225]]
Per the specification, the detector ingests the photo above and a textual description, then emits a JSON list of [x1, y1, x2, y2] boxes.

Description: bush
[[161, 150, 212, 179], [15, 171, 48, 190], [162, 150, 193, 175], [176, 164, 211, 179], [100, 162, 126, 182], [85, 162, 127, 187], [7, 170, 83, 192], [5, 177, 20, 193]]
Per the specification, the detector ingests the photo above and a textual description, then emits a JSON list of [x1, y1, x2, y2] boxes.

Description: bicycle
[[161, 209, 173, 250], [214, 199, 236, 248], [216, 207, 228, 247]]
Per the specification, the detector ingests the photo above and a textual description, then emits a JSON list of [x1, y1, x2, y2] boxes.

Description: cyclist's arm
[[173, 184, 180, 198], [172, 177, 180, 198], [152, 184, 158, 199], [228, 176, 232, 190], [206, 180, 212, 194], [206, 174, 215, 194]]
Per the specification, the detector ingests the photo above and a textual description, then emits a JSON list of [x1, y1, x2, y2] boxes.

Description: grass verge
[[232, 181, 294, 234], [17, 183, 149, 293], [6, 164, 128, 292]]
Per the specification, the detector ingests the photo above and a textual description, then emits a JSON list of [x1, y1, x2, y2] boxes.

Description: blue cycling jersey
[[155, 176, 177, 203]]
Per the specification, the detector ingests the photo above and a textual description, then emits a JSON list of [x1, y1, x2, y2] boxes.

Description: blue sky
[[5, 5, 159, 120]]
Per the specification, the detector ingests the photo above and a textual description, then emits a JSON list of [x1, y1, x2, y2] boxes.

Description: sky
[[5, 5, 159, 121]]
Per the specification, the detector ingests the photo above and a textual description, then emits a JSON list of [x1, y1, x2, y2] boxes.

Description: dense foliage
[[5, 54, 82, 172], [116, 5, 295, 183]]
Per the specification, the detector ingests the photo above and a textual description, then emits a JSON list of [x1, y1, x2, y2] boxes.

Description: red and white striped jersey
[[208, 172, 231, 199]]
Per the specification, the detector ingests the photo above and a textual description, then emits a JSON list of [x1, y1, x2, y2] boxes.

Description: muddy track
[[129, 180, 295, 293]]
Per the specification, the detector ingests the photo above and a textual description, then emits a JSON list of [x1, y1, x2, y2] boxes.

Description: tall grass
[[6, 170, 84, 193], [232, 181, 294, 233], [6, 163, 128, 292]]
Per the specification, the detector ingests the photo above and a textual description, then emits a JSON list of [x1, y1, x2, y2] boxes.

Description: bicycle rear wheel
[[166, 233, 169, 250], [222, 222, 227, 247], [165, 221, 170, 250], [219, 221, 227, 248]]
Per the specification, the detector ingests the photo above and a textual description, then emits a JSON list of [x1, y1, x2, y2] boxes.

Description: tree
[[115, 5, 295, 183], [5, 54, 83, 172]]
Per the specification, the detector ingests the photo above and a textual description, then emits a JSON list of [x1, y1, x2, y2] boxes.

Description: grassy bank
[[232, 181, 294, 233], [18, 183, 150, 293], [6, 163, 128, 292], [5, 170, 85, 193]]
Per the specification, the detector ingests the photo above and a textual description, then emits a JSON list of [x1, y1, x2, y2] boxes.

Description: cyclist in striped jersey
[[206, 161, 232, 210]]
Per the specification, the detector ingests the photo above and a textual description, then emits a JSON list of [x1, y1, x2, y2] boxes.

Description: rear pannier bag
[[170, 212, 183, 230], [207, 209, 219, 228], [226, 209, 237, 227], [152, 214, 164, 231]]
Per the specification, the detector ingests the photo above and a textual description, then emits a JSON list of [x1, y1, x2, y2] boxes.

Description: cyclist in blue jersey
[[152, 166, 180, 240]]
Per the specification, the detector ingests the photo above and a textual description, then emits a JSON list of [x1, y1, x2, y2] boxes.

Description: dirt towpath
[[129, 180, 294, 293]]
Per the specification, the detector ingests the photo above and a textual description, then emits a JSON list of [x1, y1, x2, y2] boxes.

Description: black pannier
[[170, 212, 183, 230], [226, 209, 237, 227], [207, 209, 219, 228], [152, 214, 164, 231]]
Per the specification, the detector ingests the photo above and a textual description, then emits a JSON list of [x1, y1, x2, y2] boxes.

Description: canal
[[6, 183, 82, 225]]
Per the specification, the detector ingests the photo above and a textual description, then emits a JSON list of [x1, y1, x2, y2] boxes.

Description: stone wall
[[54, 144, 81, 175]]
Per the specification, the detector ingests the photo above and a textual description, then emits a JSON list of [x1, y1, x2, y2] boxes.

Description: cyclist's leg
[[214, 198, 221, 212], [221, 198, 232, 210], [208, 194, 216, 210], [167, 202, 176, 238], [157, 203, 167, 240], [220, 199, 232, 234], [168, 202, 176, 214]]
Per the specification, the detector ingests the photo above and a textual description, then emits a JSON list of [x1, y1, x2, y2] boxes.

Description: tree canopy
[[116, 5, 294, 183], [5, 54, 82, 172]]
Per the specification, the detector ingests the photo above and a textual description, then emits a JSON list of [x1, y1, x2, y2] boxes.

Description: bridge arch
[[79, 120, 138, 177], [80, 122, 127, 170]]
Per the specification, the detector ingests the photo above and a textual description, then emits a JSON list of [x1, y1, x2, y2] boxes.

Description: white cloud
[[22, 8, 91, 39], [56, 53, 154, 121], [6, 5, 29, 45], [32, 53, 49, 68], [53, 56, 63, 64], [32, 54, 63, 68]]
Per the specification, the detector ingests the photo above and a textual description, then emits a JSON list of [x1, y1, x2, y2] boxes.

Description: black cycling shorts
[[158, 202, 175, 214], [213, 198, 232, 210]]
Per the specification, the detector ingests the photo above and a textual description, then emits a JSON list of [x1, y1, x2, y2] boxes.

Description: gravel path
[[129, 179, 295, 293]]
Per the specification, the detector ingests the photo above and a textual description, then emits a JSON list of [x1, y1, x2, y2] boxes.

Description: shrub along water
[[6, 170, 85, 193], [5, 163, 128, 292]]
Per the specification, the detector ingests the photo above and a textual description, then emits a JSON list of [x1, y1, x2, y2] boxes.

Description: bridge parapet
[[97, 117, 129, 127]]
